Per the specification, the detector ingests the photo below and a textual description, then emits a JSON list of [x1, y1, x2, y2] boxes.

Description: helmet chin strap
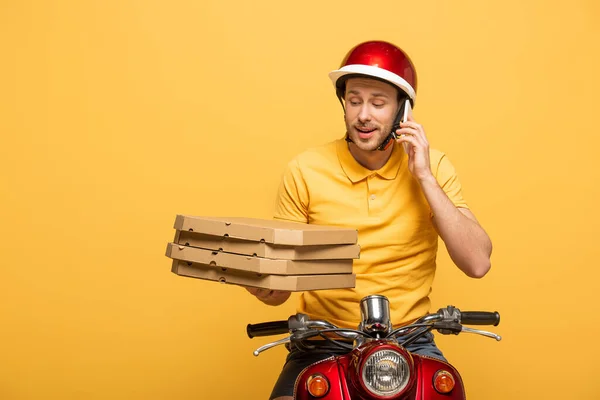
[[341, 97, 406, 152]]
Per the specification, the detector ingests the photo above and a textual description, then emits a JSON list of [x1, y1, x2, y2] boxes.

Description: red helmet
[[329, 41, 418, 104]]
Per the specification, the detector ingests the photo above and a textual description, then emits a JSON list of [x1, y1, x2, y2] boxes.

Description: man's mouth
[[355, 126, 377, 139]]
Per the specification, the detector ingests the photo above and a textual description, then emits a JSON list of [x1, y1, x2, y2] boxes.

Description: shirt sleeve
[[434, 154, 469, 209], [273, 158, 309, 223]]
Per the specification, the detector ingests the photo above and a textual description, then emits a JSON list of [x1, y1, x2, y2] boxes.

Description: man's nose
[[358, 105, 371, 122]]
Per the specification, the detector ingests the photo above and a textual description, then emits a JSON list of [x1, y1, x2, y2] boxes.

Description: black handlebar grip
[[461, 311, 500, 326], [246, 321, 289, 338]]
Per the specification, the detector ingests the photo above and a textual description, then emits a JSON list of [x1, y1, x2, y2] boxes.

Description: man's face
[[344, 77, 400, 152]]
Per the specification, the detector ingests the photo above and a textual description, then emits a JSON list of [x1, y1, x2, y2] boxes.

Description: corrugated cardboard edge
[[166, 243, 353, 275], [174, 215, 358, 246], [171, 258, 180, 274], [175, 230, 361, 260], [171, 260, 356, 291], [174, 215, 274, 243], [272, 227, 358, 246]]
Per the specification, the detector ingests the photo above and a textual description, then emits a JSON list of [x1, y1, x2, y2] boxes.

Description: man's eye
[[373, 103, 385, 108], [350, 101, 361, 106]]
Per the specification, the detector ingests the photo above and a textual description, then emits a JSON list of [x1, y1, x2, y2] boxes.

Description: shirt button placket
[[369, 174, 384, 215], [367, 174, 377, 214]]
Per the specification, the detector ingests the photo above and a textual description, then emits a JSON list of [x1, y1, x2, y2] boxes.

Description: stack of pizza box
[[166, 215, 359, 291]]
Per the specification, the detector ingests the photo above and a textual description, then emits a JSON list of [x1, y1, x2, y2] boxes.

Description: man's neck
[[347, 141, 394, 171]]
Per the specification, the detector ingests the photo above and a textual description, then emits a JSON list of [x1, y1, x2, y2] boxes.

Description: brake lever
[[252, 328, 327, 356], [461, 326, 502, 341], [253, 336, 291, 356]]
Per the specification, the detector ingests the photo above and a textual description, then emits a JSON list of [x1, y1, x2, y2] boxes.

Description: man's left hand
[[395, 115, 433, 183]]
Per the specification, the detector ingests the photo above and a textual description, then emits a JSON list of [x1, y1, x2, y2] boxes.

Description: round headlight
[[361, 349, 411, 397]]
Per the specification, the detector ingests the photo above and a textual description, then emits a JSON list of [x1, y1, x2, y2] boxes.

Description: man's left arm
[[396, 116, 492, 278], [418, 176, 492, 278]]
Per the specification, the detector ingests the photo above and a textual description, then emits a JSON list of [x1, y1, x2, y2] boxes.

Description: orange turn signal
[[433, 370, 455, 394], [307, 374, 329, 397]]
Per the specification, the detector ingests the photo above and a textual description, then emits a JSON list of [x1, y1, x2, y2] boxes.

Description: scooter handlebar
[[246, 321, 289, 338], [461, 311, 500, 326]]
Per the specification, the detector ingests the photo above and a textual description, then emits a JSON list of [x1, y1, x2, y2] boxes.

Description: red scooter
[[247, 295, 500, 399]]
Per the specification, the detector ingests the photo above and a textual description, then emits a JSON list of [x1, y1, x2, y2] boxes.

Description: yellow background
[[1, 1, 599, 399]]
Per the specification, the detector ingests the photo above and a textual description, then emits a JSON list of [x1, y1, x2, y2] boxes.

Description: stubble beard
[[345, 120, 392, 152]]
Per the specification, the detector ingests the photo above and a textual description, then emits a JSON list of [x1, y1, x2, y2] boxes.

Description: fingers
[[244, 286, 292, 301], [396, 117, 433, 180], [397, 122, 428, 146], [244, 286, 259, 295], [396, 129, 426, 148], [243, 286, 269, 297], [255, 288, 274, 300], [395, 133, 420, 150], [270, 290, 292, 302]]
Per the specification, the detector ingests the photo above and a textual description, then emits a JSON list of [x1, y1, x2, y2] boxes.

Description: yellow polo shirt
[[273, 138, 469, 329]]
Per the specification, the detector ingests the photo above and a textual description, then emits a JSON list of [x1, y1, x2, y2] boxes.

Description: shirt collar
[[336, 137, 404, 183]]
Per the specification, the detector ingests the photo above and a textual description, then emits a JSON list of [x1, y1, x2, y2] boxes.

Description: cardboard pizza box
[[166, 243, 353, 275], [175, 230, 360, 260], [171, 260, 356, 291], [173, 215, 358, 246]]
